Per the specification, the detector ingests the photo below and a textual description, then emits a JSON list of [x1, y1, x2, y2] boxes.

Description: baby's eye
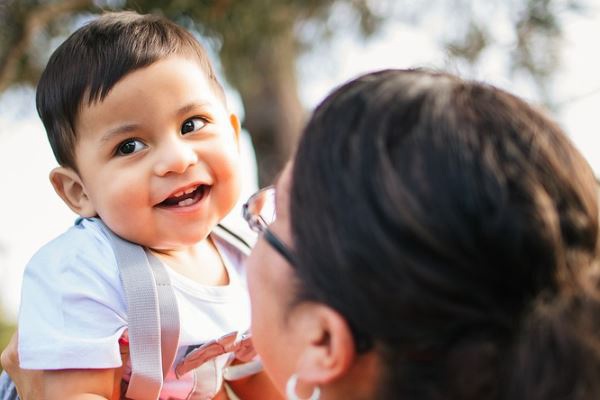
[[181, 117, 207, 135], [116, 139, 146, 156]]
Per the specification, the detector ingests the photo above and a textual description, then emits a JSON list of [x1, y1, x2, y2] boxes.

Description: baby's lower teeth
[[178, 198, 196, 207]]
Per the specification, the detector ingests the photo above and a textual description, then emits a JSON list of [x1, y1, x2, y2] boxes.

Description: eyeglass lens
[[250, 188, 276, 227]]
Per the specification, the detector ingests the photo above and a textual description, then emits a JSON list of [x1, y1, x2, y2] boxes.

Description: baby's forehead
[[76, 56, 225, 115], [85, 51, 223, 102]]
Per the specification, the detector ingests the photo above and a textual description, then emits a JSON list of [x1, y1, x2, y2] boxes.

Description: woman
[[4, 69, 600, 399], [242, 69, 600, 399]]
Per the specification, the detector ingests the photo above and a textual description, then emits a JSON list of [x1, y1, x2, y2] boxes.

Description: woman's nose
[[153, 138, 198, 176]]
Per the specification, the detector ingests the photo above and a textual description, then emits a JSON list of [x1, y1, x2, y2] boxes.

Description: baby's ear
[[50, 167, 96, 217], [229, 113, 241, 150]]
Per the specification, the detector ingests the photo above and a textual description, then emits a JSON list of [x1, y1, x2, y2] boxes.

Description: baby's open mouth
[[158, 185, 210, 208]]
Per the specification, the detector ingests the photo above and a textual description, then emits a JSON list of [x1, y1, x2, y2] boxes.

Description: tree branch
[[0, 0, 94, 93]]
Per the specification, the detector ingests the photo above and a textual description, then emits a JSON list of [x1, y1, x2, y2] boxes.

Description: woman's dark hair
[[290, 69, 600, 399]]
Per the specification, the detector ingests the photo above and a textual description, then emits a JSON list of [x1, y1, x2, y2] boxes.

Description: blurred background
[[1, 0, 599, 361]]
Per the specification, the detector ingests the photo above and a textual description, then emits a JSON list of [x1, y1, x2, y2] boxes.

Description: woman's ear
[[293, 304, 356, 386], [50, 167, 96, 217]]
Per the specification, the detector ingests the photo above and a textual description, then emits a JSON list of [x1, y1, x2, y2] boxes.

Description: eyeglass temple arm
[[264, 229, 297, 266]]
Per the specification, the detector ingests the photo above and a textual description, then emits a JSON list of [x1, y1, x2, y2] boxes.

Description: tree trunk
[[0, 0, 94, 92], [222, 27, 305, 185]]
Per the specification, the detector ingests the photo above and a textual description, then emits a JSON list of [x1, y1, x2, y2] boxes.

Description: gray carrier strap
[[213, 223, 253, 256], [146, 249, 180, 380], [97, 221, 180, 400]]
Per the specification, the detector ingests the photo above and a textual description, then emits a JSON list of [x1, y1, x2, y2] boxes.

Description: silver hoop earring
[[286, 373, 321, 400]]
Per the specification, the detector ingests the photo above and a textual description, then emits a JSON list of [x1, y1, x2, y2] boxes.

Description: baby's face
[[72, 55, 241, 250]]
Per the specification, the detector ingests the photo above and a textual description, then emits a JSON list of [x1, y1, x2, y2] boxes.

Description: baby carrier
[[0, 221, 257, 400]]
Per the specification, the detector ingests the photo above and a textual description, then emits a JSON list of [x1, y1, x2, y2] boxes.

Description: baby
[[15, 11, 275, 400]]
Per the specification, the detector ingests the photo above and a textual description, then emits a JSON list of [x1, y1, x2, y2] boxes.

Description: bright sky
[[1, 6, 599, 321]]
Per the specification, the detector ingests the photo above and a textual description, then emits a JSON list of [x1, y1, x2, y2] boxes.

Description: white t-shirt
[[18, 217, 251, 399]]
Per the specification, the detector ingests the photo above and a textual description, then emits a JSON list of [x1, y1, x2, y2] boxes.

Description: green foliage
[[117, 0, 383, 95], [435, 0, 586, 107], [446, 22, 489, 64], [0, 0, 586, 97], [0, 0, 388, 180], [0, 318, 16, 373], [0, 0, 588, 179]]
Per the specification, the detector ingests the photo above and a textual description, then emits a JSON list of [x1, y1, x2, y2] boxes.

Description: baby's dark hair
[[36, 11, 225, 170], [291, 69, 600, 399]]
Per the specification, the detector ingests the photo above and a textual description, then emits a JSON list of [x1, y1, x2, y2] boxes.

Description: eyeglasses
[[243, 186, 374, 353], [242, 186, 297, 266]]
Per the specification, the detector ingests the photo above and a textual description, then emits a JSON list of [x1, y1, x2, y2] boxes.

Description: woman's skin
[[245, 164, 381, 399], [1, 334, 42, 399]]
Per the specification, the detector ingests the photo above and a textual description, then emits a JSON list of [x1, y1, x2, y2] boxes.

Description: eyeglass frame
[[242, 185, 297, 266], [242, 185, 375, 354]]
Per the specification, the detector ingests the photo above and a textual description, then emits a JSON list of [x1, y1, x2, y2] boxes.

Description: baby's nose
[[154, 139, 198, 176]]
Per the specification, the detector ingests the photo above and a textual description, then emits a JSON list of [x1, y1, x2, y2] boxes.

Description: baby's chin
[[106, 216, 218, 252], [144, 234, 212, 252]]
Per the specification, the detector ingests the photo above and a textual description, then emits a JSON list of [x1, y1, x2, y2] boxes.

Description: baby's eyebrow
[[176, 102, 212, 116], [100, 123, 140, 142]]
